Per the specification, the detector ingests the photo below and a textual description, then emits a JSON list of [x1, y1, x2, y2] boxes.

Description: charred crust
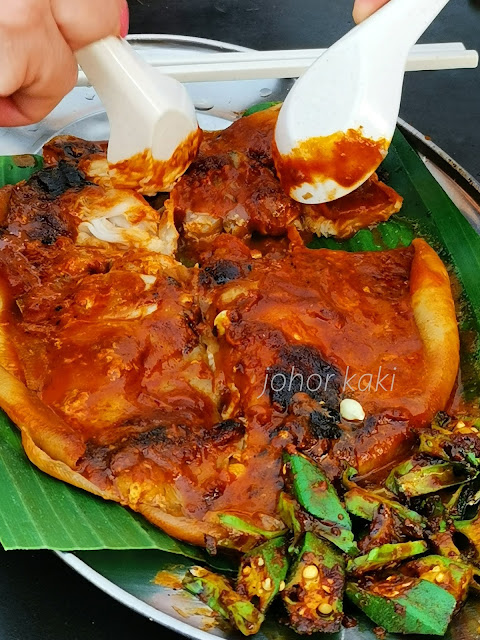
[[199, 259, 243, 286], [129, 426, 170, 448], [25, 212, 70, 245], [309, 409, 342, 440], [81, 420, 244, 473], [44, 137, 106, 165], [247, 149, 274, 169], [29, 161, 89, 199], [188, 154, 230, 179], [205, 419, 246, 446], [267, 345, 342, 412], [61, 141, 105, 161]]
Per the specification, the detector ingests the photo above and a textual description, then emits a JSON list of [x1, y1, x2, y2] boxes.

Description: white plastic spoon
[[76, 37, 201, 195], [273, 0, 451, 204]]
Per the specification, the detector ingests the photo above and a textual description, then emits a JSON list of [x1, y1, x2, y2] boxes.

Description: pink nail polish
[[120, 1, 130, 38]]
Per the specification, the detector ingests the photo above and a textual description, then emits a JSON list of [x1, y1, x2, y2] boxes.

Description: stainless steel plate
[[4, 33, 478, 640]]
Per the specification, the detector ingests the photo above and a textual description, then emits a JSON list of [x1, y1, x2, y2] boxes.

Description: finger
[[51, 0, 125, 51], [0, 97, 32, 127], [353, 0, 390, 23], [0, 24, 79, 125], [0, 0, 49, 97], [8, 56, 78, 125]]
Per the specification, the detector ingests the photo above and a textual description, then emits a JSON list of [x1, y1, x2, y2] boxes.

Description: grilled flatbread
[[0, 153, 458, 548]]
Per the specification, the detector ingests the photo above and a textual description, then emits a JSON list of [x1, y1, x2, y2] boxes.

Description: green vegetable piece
[[347, 541, 427, 575], [344, 486, 425, 526], [403, 555, 472, 606], [183, 566, 264, 636], [419, 417, 480, 466], [218, 513, 287, 541], [387, 459, 474, 497], [0, 154, 43, 187], [419, 431, 451, 461], [278, 490, 357, 555], [385, 458, 415, 493], [242, 102, 280, 117], [346, 575, 457, 635], [277, 492, 303, 552], [282, 532, 345, 634], [285, 452, 357, 554], [237, 537, 289, 613]]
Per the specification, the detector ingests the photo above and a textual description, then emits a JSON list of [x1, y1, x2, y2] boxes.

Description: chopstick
[[76, 42, 478, 87]]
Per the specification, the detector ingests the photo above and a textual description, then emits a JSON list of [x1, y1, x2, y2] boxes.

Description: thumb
[[353, 0, 390, 23]]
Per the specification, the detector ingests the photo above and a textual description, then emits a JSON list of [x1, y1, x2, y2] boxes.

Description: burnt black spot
[[205, 419, 245, 446], [62, 144, 84, 160], [56, 139, 105, 162], [80, 440, 112, 471], [26, 213, 69, 245], [128, 426, 170, 448], [267, 345, 341, 411], [166, 276, 181, 288], [190, 154, 230, 180], [247, 149, 274, 169], [310, 409, 342, 440], [200, 259, 242, 286], [29, 160, 88, 199]]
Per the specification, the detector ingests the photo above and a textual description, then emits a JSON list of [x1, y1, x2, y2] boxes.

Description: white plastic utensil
[[75, 37, 200, 194], [76, 42, 478, 86], [274, 0, 452, 204]]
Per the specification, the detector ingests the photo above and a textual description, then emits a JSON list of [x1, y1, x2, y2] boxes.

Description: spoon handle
[[358, 0, 451, 54]]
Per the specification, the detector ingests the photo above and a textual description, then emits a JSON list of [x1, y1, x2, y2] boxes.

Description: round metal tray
[[3, 34, 478, 640]]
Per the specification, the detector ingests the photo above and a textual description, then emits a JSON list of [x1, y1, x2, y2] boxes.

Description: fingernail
[[120, 1, 130, 38]]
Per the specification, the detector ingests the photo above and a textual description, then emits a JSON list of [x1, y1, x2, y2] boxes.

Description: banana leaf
[[0, 154, 43, 185]]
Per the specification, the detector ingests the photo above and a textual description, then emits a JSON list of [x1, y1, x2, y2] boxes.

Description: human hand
[[353, 0, 391, 23], [0, 0, 129, 127]]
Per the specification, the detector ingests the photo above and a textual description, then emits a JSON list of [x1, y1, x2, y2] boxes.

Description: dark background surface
[[1, 1, 479, 639]]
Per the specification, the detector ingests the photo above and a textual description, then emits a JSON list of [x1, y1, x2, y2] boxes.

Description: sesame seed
[[322, 585, 331, 594], [190, 567, 207, 578], [257, 558, 265, 567], [435, 573, 445, 583], [242, 566, 251, 576], [303, 565, 319, 580], [432, 565, 441, 573], [262, 578, 273, 591], [318, 603, 333, 615], [327, 578, 334, 585], [279, 581, 286, 592]]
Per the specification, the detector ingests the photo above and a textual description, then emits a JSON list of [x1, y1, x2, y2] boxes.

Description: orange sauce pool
[[273, 129, 389, 199], [109, 127, 202, 196]]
